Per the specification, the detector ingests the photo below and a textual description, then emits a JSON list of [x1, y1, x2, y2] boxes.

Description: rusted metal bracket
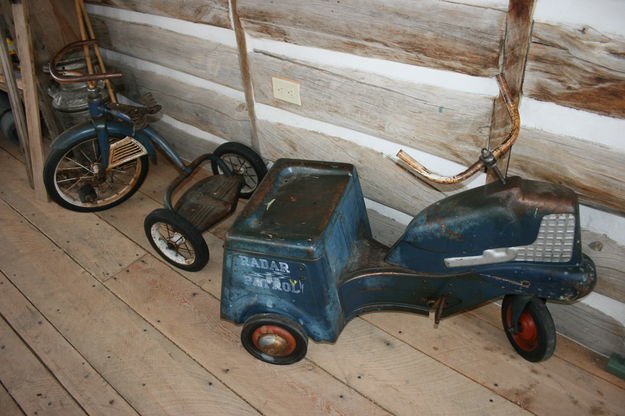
[[396, 74, 520, 185]]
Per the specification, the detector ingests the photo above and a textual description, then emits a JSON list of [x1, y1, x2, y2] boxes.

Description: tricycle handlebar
[[49, 40, 123, 84], [397, 74, 520, 184]]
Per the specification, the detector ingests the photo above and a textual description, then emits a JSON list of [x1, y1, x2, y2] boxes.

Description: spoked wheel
[[241, 314, 308, 365], [144, 209, 209, 271], [211, 142, 267, 199], [43, 135, 148, 212], [501, 295, 556, 362]]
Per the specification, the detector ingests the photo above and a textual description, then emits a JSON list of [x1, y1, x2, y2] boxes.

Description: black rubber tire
[[501, 295, 556, 362], [241, 313, 308, 365], [211, 142, 267, 199], [144, 208, 209, 272], [43, 134, 149, 212]]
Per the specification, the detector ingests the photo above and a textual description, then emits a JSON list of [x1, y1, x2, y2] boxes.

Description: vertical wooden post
[[230, 0, 260, 152], [0, 15, 34, 185], [12, 0, 47, 200], [487, 0, 536, 182]]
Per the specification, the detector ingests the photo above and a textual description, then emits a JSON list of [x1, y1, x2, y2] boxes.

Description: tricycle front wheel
[[44, 135, 148, 212], [501, 295, 556, 362], [241, 313, 308, 365]]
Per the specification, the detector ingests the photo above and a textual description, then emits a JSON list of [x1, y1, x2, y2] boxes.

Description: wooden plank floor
[[1, 139, 624, 416]]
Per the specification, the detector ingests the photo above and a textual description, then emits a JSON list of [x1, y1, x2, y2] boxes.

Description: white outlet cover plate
[[272, 76, 301, 105]]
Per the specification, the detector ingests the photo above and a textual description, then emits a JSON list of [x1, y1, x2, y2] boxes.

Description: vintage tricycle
[[43, 40, 267, 270], [220, 75, 597, 365]]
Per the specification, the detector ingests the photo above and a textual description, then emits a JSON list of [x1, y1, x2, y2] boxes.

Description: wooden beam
[[488, 0, 536, 181], [12, 0, 46, 200]]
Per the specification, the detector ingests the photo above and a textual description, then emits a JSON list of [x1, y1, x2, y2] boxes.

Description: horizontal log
[[508, 127, 625, 216], [108, 56, 253, 147], [251, 52, 494, 166], [148, 118, 231, 162], [257, 119, 445, 215], [86, 0, 231, 29], [525, 22, 625, 118], [238, 0, 505, 77], [91, 15, 242, 91]]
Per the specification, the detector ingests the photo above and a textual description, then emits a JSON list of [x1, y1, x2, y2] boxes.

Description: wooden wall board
[[237, 0, 506, 77], [525, 22, 625, 119], [257, 119, 445, 216], [0, 201, 261, 416], [105, 255, 392, 416], [0, 150, 145, 282], [0, 382, 25, 416], [251, 52, 494, 166], [509, 127, 625, 216], [0, 317, 86, 416], [91, 15, 243, 91], [85, 0, 231, 29], [363, 310, 625, 416], [0, 272, 139, 416], [109, 57, 253, 147]]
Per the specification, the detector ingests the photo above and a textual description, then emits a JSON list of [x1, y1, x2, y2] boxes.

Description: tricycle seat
[[175, 174, 241, 230]]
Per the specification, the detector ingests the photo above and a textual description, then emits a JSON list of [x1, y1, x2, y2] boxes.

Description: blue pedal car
[[220, 77, 597, 365]]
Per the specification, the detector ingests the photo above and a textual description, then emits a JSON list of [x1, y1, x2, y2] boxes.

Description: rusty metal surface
[[397, 74, 520, 184]]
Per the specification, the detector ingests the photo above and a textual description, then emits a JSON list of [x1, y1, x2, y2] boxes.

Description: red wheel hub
[[251, 325, 297, 357], [509, 309, 538, 351]]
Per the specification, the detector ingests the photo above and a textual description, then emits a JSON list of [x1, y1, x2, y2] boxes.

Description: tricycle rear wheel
[[241, 313, 307, 365], [501, 295, 556, 362], [211, 142, 267, 199]]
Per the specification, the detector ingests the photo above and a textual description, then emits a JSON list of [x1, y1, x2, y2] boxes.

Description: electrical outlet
[[272, 76, 301, 105]]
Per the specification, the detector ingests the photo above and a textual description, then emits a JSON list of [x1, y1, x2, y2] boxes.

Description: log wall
[[78, 0, 625, 357]]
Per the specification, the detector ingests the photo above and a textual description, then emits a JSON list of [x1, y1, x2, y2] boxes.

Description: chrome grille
[[108, 137, 148, 168], [514, 213, 575, 262]]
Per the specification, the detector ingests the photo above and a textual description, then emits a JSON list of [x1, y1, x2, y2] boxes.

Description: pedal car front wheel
[[144, 209, 208, 271], [241, 313, 308, 365], [501, 295, 556, 362]]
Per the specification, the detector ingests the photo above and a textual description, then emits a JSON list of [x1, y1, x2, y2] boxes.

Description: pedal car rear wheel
[[211, 142, 267, 199], [501, 295, 556, 362], [241, 313, 308, 365], [144, 208, 209, 271]]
